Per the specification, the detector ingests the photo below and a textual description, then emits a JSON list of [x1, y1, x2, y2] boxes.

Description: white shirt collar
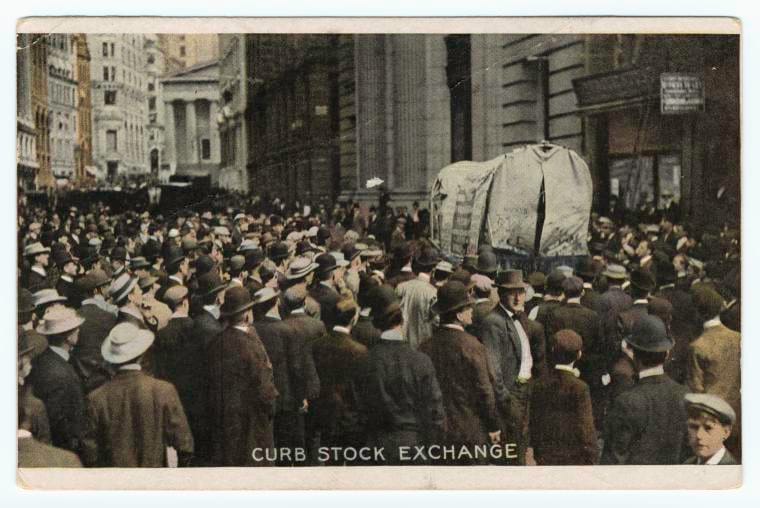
[[265, 308, 281, 320], [566, 297, 582, 304], [204, 305, 220, 320], [333, 325, 351, 334], [169, 275, 184, 285], [60, 274, 74, 283], [475, 298, 491, 304], [290, 308, 306, 315], [583, 282, 593, 289], [359, 308, 371, 317], [49, 345, 70, 362], [17, 429, 33, 439], [704, 316, 722, 329], [638, 365, 665, 379], [380, 328, 405, 342], [118, 363, 142, 371], [228, 278, 243, 287], [234, 324, 249, 333], [442, 323, 465, 332], [500, 304, 516, 318], [401, 265, 413, 273], [703, 447, 727, 465], [171, 309, 189, 319], [320, 280, 334, 289], [31, 266, 46, 277], [633, 299, 649, 306], [555, 363, 580, 377]]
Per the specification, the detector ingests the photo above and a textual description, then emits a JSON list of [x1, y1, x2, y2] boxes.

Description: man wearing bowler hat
[[419, 281, 501, 464], [617, 268, 655, 335], [601, 315, 689, 464], [28, 306, 87, 455], [72, 269, 117, 393], [53, 249, 80, 305], [309, 253, 345, 330], [474, 269, 545, 465], [82, 322, 194, 467], [206, 286, 278, 466]]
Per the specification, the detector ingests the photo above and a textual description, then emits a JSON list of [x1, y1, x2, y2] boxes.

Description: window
[[147, 54, 155, 64], [104, 90, 117, 105], [102, 42, 108, 56], [110, 43, 115, 57], [148, 97, 156, 111], [106, 130, 117, 151], [147, 82, 155, 91], [179, 45, 186, 57], [103, 66, 109, 81], [111, 67, 116, 81], [201, 139, 211, 160]]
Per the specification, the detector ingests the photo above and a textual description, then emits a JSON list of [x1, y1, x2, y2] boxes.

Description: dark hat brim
[[202, 283, 228, 298], [432, 297, 475, 315], [220, 300, 255, 317], [625, 334, 675, 353], [317, 263, 338, 274], [497, 282, 529, 290]]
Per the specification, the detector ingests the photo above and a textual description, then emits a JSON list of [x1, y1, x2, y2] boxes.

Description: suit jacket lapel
[[499, 305, 522, 358]]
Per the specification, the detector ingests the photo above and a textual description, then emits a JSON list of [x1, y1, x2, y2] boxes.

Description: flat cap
[[685, 393, 736, 425]]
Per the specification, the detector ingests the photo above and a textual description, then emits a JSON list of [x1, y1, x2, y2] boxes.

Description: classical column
[[209, 99, 220, 164], [186, 100, 198, 164], [164, 101, 176, 170]]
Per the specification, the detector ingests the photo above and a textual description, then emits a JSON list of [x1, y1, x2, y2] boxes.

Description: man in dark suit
[[601, 315, 689, 465], [18, 389, 81, 468], [530, 329, 598, 465], [156, 246, 188, 303], [309, 253, 344, 330], [474, 270, 543, 465], [206, 287, 278, 467], [53, 250, 80, 305], [23, 242, 52, 292], [253, 287, 310, 465], [72, 269, 117, 393], [29, 306, 87, 455], [617, 269, 654, 335], [683, 393, 738, 465], [419, 281, 502, 465]]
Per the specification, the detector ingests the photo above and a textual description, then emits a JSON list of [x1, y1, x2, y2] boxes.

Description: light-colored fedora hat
[[24, 242, 51, 257], [36, 306, 84, 336], [101, 322, 155, 364], [33, 289, 68, 308]]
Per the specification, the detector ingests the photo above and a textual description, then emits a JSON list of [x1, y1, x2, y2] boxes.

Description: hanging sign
[[660, 73, 705, 114]]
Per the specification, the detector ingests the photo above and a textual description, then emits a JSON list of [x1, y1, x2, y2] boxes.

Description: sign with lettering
[[660, 73, 705, 114]]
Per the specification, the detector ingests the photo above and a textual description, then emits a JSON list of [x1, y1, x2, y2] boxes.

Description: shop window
[[609, 153, 681, 212], [106, 130, 117, 151], [179, 45, 186, 57]]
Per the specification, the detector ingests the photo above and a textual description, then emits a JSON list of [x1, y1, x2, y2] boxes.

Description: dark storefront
[[574, 35, 739, 229]]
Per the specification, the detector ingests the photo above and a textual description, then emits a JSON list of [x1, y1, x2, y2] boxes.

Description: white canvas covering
[[432, 144, 592, 258], [430, 157, 501, 256]]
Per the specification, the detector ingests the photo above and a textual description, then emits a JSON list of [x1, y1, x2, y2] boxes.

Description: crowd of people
[[16, 192, 741, 468]]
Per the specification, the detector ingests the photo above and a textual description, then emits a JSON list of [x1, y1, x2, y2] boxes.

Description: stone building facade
[[160, 61, 221, 184], [89, 34, 150, 181], [47, 34, 79, 181], [159, 34, 219, 70], [17, 34, 38, 191], [217, 34, 250, 192], [73, 34, 94, 186], [30, 34, 53, 189]]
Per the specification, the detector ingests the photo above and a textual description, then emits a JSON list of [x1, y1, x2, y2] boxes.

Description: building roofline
[[160, 59, 219, 81]]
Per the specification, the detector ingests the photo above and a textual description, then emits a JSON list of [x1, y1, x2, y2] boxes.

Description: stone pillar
[[164, 101, 176, 170], [186, 100, 198, 164], [209, 100, 220, 163]]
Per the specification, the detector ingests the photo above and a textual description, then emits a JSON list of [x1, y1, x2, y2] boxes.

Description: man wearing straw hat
[[23, 242, 52, 292], [206, 286, 278, 466], [28, 306, 87, 455], [82, 322, 194, 467]]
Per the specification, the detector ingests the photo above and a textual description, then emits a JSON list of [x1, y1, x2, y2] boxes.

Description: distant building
[[73, 34, 95, 186], [217, 34, 250, 192], [17, 34, 38, 191], [47, 35, 79, 182], [159, 34, 219, 69], [89, 34, 150, 181], [30, 34, 53, 189], [160, 60, 221, 184]]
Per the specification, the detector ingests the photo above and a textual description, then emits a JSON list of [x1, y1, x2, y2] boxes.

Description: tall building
[[47, 35, 79, 181], [246, 34, 342, 205], [159, 34, 218, 69], [17, 34, 38, 191], [89, 34, 150, 182], [30, 34, 53, 189], [73, 34, 94, 186], [160, 60, 221, 184], [217, 34, 250, 192]]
